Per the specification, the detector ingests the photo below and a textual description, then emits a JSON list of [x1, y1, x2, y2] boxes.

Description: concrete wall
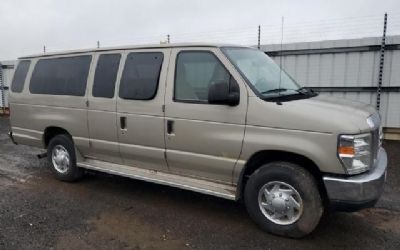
[[262, 35, 400, 129]]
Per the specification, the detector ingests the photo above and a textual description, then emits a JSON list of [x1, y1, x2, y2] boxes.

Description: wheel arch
[[43, 126, 72, 149], [236, 150, 328, 204]]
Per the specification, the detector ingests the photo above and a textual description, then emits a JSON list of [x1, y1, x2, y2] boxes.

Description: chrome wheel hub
[[258, 181, 303, 225], [51, 145, 70, 174]]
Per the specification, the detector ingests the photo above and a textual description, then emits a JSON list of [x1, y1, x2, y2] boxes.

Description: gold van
[[8, 43, 387, 237]]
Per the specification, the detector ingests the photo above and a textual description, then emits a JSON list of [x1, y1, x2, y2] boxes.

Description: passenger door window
[[174, 51, 230, 102], [92, 54, 121, 98], [119, 52, 164, 100]]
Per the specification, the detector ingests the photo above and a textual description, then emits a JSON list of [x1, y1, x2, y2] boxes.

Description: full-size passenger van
[[9, 43, 387, 237]]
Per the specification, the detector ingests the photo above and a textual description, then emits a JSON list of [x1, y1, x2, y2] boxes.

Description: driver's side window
[[174, 51, 230, 102]]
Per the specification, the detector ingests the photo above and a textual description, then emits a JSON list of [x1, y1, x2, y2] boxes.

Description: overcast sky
[[1, 0, 399, 60]]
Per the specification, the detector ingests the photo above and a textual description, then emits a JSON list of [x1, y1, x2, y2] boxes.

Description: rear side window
[[11, 60, 31, 93], [93, 54, 121, 98], [30, 55, 92, 96], [119, 52, 164, 100]]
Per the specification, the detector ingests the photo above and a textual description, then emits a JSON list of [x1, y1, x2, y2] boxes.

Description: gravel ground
[[0, 116, 399, 250]]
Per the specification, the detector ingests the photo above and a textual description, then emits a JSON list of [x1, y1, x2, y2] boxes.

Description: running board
[[78, 159, 237, 200]]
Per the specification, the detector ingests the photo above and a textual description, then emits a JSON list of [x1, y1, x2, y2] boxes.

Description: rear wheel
[[244, 162, 323, 238], [47, 134, 84, 182]]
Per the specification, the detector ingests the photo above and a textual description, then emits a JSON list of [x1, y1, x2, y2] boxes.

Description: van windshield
[[222, 47, 311, 100]]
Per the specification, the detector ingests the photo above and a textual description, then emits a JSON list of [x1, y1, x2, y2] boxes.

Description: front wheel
[[244, 162, 323, 238], [47, 134, 84, 182]]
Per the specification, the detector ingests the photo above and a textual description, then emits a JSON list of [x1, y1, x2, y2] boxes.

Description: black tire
[[47, 134, 84, 182], [244, 162, 323, 238]]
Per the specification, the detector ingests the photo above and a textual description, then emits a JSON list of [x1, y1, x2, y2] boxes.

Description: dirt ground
[[0, 116, 399, 250]]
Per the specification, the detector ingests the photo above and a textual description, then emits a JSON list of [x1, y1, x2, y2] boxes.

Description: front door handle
[[167, 120, 174, 135], [120, 116, 127, 130]]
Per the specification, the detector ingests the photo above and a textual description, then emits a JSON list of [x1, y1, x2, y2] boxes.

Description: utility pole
[[376, 13, 387, 112], [43, 45, 46, 54], [167, 34, 170, 44], [258, 25, 261, 49], [97, 41, 100, 48]]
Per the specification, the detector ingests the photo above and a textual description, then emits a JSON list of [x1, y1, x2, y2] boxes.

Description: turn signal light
[[338, 146, 355, 156]]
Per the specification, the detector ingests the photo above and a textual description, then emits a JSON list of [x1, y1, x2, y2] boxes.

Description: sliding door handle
[[120, 116, 127, 130], [167, 120, 174, 135]]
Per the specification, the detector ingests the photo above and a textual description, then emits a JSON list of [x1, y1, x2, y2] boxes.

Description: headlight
[[338, 133, 371, 174]]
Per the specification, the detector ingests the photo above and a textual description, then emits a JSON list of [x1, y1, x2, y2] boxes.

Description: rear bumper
[[8, 131, 18, 145], [323, 148, 387, 211]]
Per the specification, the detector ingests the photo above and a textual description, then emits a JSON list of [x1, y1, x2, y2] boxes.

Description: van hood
[[247, 95, 377, 134]]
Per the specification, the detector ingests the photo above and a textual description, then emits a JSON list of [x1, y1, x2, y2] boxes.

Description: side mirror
[[208, 79, 239, 106]]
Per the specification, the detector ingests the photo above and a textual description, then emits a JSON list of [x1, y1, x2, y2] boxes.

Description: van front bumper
[[323, 148, 387, 211]]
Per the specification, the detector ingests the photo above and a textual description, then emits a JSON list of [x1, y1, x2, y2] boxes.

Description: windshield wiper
[[261, 88, 288, 94], [262, 87, 314, 95], [296, 87, 314, 94], [262, 87, 317, 102]]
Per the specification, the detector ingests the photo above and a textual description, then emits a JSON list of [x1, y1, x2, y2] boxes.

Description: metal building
[[0, 60, 15, 113], [262, 35, 400, 139]]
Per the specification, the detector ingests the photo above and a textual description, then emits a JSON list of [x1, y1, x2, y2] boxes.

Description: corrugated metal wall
[[262, 35, 400, 128], [0, 61, 16, 108]]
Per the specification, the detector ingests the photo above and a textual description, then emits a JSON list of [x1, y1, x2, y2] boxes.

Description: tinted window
[[93, 54, 121, 98], [119, 52, 163, 100], [30, 55, 92, 96], [174, 51, 230, 102], [11, 60, 31, 93]]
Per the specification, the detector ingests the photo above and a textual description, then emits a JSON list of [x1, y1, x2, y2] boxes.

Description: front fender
[[234, 125, 343, 183]]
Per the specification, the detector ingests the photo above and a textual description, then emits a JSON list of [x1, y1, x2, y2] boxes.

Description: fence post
[[0, 63, 4, 114], [376, 13, 387, 112]]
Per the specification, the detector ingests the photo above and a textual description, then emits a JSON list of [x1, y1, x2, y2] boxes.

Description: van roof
[[19, 43, 251, 59]]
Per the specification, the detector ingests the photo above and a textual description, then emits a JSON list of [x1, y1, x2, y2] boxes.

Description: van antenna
[[278, 16, 284, 99]]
